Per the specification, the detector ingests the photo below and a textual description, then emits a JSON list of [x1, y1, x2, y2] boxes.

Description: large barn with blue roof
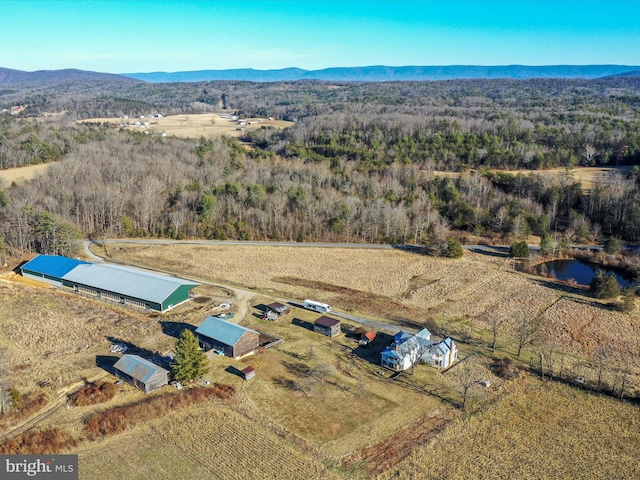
[[20, 255, 90, 287], [20, 254, 199, 312]]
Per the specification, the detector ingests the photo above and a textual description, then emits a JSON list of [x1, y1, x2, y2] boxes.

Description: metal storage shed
[[113, 354, 169, 393], [195, 316, 260, 358]]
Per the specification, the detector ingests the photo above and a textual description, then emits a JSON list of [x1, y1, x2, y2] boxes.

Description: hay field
[[431, 166, 632, 190], [77, 400, 338, 480], [0, 162, 54, 185], [105, 243, 559, 327], [380, 377, 640, 480], [0, 279, 165, 391], [77, 113, 294, 140], [105, 243, 640, 391]]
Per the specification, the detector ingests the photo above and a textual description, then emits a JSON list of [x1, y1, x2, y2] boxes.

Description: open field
[[381, 377, 640, 480], [2, 243, 640, 478], [431, 165, 633, 190], [77, 113, 294, 140], [0, 162, 54, 185], [104, 243, 640, 391]]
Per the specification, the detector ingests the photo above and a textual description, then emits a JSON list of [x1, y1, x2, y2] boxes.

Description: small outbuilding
[[266, 302, 290, 316], [359, 331, 376, 346], [241, 366, 255, 380], [113, 354, 169, 394], [314, 316, 342, 338], [195, 316, 260, 358]]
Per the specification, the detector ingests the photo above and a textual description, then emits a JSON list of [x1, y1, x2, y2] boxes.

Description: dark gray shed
[[314, 316, 342, 337], [113, 354, 169, 393]]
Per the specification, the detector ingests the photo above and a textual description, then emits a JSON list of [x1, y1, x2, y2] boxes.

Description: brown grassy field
[[379, 376, 640, 480], [77, 113, 294, 140], [77, 399, 338, 480], [0, 162, 54, 185], [431, 165, 633, 190], [104, 243, 640, 393], [3, 245, 640, 479]]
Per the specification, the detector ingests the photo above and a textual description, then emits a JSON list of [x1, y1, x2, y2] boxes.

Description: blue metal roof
[[195, 316, 258, 346], [113, 354, 168, 383], [21, 254, 90, 279], [62, 263, 199, 304]]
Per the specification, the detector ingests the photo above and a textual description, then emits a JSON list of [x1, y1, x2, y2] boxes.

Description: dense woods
[[1, 76, 640, 259]]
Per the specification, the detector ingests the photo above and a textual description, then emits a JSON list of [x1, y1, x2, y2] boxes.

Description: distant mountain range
[[2, 65, 640, 85], [0, 67, 139, 84], [123, 65, 640, 83]]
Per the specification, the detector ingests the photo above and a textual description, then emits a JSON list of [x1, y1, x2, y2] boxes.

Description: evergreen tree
[[510, 240, 529, 258], [589, 270, 621, 299], [539, 233, 553, 256], [604, 236, 621, 255], [170, 330, 209, 383], [620, 286, 636, 313], [444, 238, 464, 258]]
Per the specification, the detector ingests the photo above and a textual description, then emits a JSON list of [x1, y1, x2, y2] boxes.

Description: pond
[[543, 259, 634, 288]]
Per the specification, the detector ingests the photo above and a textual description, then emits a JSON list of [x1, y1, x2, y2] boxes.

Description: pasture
[[0, 162, 54, 185], [77, 113, 294, 140], [2, 244, 640, 478], [431, 165, 633, 190]]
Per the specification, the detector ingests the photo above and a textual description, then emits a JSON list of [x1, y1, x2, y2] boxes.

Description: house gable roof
[[315, 316, 340, 328], [21, 254, 90, 278], [113, 354, 168, 383], [433, 337, 454, 356], [62, 263, 199, 304], [195, 316, 258, 346]]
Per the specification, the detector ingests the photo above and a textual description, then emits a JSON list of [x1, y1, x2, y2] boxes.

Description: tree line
[[1, 77, 640, 261]]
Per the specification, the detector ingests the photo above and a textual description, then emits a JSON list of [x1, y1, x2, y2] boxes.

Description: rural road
[[84, 240, 414, 335]]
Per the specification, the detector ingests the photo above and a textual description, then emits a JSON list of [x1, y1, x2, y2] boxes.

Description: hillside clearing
[[77, 113, 294, 140]]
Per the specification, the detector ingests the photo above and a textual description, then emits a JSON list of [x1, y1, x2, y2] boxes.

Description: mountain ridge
[[0, 67, 140, 84], [122, 65, 640, 83], [2, 65, 640, 85]]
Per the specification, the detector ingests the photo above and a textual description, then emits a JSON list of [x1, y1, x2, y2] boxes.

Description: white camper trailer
[[303, 299, 331, 313]]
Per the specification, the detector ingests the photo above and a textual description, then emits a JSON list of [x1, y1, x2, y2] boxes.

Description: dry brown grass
[[0, 163, 54, 185], [341, 410, 454, 475], [379, 377, 640, 480], [84, 386, 234, 439], [431, 166, 633, 190], [0, 279, 167, 392], [77, 113, 294, 140], [77, 399, 338, 480]]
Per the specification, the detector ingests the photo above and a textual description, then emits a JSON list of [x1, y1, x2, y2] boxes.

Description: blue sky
[[2, 1, 640, 73]]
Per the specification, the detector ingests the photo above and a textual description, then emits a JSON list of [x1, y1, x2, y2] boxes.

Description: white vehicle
[[303, 299, 331, 313]]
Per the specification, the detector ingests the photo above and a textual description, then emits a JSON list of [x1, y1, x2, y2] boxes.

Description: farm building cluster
[[21, 254, 199, 312], [20, 255, 457, 395]]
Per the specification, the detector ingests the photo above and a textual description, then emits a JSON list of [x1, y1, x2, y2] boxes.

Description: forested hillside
[[1, 77, 640, 260]]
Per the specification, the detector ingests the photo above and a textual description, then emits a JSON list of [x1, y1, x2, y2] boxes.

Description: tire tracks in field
[[0, 373, 107, 443]]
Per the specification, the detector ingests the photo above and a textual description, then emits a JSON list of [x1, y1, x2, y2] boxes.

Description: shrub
[[510, 240, 529, 258], [493, 358, 519, 379], [69, 381, 118, 407], [444, 238, 464, 258], [84, 385, 235, 439], [0, 428, 76, 454]]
